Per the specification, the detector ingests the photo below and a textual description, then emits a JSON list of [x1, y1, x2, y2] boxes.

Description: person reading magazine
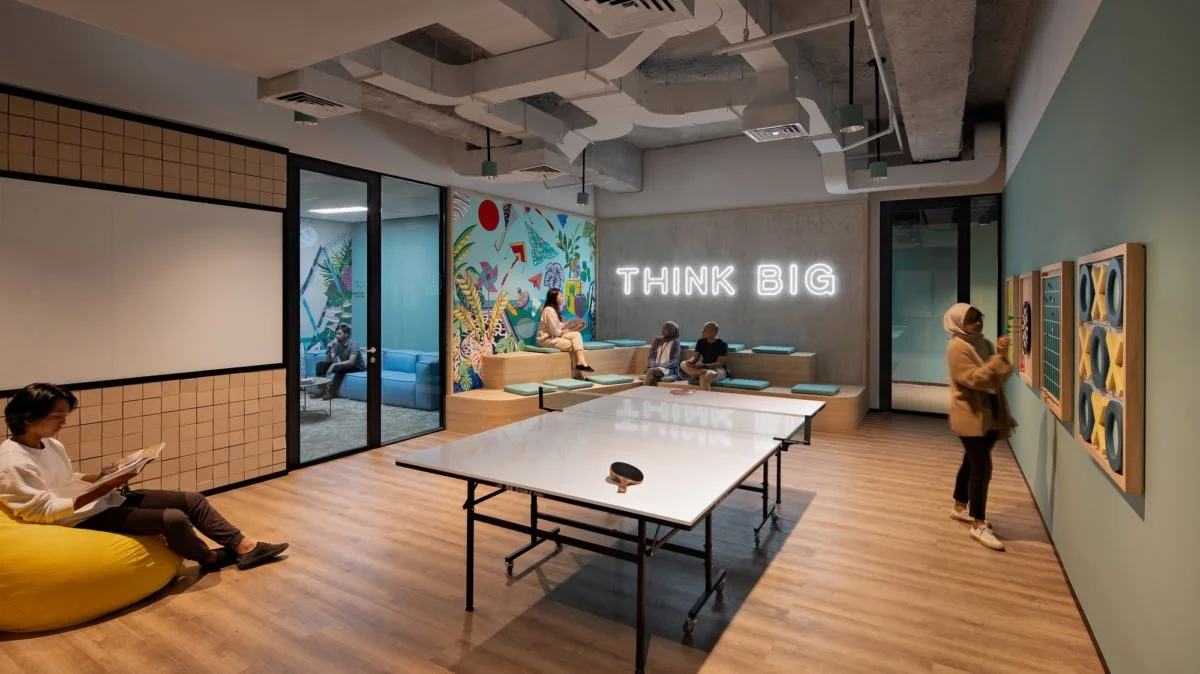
[[0, 383, 289, 571]]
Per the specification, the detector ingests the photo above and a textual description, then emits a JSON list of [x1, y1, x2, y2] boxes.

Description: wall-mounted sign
[[615, 263, 837, 297]]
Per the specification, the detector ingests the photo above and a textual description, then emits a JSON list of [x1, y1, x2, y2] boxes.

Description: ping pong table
[[395, 386, 825, 673]]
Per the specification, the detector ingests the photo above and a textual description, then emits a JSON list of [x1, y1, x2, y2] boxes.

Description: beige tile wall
[[2, 368, 288, 492], [0, 91, 287, 208]]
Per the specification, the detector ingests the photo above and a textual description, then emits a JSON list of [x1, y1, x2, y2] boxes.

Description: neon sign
[[615, 264, 836, 297]]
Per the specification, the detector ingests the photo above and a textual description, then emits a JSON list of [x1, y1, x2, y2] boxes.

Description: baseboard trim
[[1005, 440, 1111, 674], [201, 469, 287, 497]]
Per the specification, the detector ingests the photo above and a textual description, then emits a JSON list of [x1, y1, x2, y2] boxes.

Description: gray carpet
[[299, 397, 440, 462]]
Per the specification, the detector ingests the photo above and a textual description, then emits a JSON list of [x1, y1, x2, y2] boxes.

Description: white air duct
[[257, 67, 361, 119], [561, 0, 697, 38]]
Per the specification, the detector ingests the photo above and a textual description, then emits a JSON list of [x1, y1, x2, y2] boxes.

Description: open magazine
[[89, 442, 166, 488]]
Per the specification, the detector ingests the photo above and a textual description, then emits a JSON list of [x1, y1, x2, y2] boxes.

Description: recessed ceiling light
[[309, 206, 368, 214]]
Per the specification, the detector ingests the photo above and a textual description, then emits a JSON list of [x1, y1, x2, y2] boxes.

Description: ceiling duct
[[742, 70, 810, 143], [451, 138, 642, 192], [257, 67, 361, 118], [562, 0, 697, 38]]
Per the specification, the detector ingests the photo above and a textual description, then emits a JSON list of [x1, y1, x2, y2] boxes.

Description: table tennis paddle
[[609, 462, 643, 494]]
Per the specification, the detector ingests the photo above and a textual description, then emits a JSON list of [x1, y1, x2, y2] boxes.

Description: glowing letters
[[617, 263, 837, 297]]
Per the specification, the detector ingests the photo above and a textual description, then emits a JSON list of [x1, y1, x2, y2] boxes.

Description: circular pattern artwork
[[1077, 264, 1094, 323], [1105, 257, 1124, 327], [1089, 326, 1110, 390], [1077, 383, 1095, 440], [1104, 400, 1124, 473], [1021, 301, 1032, 355], [478, 199, 500, 231]]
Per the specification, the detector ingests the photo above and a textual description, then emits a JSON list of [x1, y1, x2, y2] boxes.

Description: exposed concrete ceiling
[[16, 0, 1033, 166]]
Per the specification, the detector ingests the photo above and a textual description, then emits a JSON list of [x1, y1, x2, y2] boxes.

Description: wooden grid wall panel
[[0, 92, 287, 208], [4, 369, 287, 492]]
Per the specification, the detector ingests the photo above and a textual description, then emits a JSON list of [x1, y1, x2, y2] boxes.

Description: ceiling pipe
[[712, 11, 859, 56], [852, 0, 903, 153]]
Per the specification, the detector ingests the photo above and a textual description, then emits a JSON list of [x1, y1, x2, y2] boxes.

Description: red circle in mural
[[478, 200, 500, 231]]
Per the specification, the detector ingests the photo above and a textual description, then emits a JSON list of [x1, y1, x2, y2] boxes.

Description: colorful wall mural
[[299, 218, 356, 377], [450, 191, 596, 392]]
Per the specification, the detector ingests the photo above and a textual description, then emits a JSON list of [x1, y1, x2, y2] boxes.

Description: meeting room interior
[[0, 0, 1194, 672]]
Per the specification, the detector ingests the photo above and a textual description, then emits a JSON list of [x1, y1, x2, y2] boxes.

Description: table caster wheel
[[556, 542, 564, 550], [716, 579, 726, 593], [683, 618, 697, 635], [771, 513, 780, 524], [505, 561, 514, 576]]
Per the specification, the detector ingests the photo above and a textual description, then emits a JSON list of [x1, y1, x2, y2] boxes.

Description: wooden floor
[[0, 414, 1103, 673]]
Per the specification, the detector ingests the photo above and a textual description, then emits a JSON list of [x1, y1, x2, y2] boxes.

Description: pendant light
[[576, 146, 590, 207], [868, 57, 888, 183], [293, 112, 319, 126], [837, 1, 864, 134], [481, 127, 498, 182]]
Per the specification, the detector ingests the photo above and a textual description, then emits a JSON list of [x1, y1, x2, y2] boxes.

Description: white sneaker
[[971, 525, 1005, 551], [950, 507, 973, 524]]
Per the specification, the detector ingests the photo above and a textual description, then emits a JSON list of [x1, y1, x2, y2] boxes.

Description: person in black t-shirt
[[680, 322, 729, 391]]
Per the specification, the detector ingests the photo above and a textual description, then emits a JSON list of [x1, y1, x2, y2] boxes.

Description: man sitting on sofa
[[312, 323, 364, 400]]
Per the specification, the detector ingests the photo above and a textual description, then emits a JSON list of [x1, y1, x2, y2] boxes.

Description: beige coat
[[946, 337, 1017, 439]]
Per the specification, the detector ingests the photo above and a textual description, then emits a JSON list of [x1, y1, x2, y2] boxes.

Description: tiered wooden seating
[[446, 381, 641, 435], [480, 351, 572, 390]]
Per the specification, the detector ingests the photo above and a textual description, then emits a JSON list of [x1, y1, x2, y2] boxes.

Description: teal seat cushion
[[726, 343, 745, 352], [543, 378, 594, 390], [791, 383, 841, 396], [587, 374, 635, 385], [752, 345, 796, 355], [680, 341, 697, 350], [583, 341, 616, 350], [607, 339, 647, 347], [713, 378, 770, 391], [640, 373, 677, 382], [524, 345, 561, 354], [504, 382, 556, 396]]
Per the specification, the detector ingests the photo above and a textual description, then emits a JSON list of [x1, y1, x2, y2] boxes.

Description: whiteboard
[[0, 178, 282, 391]]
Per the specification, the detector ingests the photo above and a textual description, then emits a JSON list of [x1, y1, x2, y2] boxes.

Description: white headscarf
[[943, 303, 994, 363]]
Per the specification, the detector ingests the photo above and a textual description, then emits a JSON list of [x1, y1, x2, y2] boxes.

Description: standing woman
[[536, 288, 593, 372], [944, 303, 1016, 551], [644, 321, 682, 386]]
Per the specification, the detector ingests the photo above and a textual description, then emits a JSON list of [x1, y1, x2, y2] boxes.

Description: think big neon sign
[[615, 263, 836, 297]]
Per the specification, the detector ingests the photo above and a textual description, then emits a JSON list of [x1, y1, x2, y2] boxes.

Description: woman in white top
[[536, 288, 594, 372], [0, 383, 288, 571]]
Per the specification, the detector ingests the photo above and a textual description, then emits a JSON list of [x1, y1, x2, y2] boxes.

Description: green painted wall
[[1004, 0, 1200, 671]]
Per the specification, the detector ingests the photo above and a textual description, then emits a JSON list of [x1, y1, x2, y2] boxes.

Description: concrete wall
[[1003, 0, 1200, 671], [597, 201, 868, 385], [0, 0, 588, 215]]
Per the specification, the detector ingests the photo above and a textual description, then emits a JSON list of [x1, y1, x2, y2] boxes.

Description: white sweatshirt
[[0, 437, 125, 525]]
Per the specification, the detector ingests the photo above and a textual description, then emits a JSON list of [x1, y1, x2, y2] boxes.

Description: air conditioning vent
[[744, 123, 807, 143], [257, 68, 362, 119], [515, 164, 565, 175], [561, 0, 695, 38]]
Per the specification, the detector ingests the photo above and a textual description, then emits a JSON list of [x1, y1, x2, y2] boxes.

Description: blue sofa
[[304, 347, 440, 411]]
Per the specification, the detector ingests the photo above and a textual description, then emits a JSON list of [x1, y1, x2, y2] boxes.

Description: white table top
[[611, 386, 827, 418], [397, 393, 803, 528]]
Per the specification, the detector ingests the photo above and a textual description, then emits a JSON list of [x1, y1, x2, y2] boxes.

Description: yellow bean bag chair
[[0, 507, 182, 633]]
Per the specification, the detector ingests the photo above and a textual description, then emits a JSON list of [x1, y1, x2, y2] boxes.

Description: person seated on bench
[[312, 323, 364, 400], [1, 383, 289, 571], [536, 288, 593, 372], [644, 321, 682, 386], [680, 321, 729, 391]]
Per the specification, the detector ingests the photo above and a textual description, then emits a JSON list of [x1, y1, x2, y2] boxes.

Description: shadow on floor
[[451, 489, 815, 673]]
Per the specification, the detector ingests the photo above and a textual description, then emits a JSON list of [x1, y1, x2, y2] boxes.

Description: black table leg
[[684, 513, 727, 636], [466, 480, 476, 612], [752, 457, 777, 546], [636, 519, 648, 674], [776, 446, 783, 505], [503, 493, 562, 575]]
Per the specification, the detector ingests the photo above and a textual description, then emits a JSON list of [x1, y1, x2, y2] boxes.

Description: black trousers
[[953, 431, 998, 521], [315, 360, 361, 396], [78, 490, 245, 562]]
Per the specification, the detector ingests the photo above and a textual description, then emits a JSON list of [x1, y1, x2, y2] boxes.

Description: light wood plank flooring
[[0, 414, 1103, 673]]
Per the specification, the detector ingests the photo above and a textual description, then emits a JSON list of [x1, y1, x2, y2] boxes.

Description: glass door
[[378, 175, 444, 445], [293, 164, 374, 463], [879, 195, 1001, 413]]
